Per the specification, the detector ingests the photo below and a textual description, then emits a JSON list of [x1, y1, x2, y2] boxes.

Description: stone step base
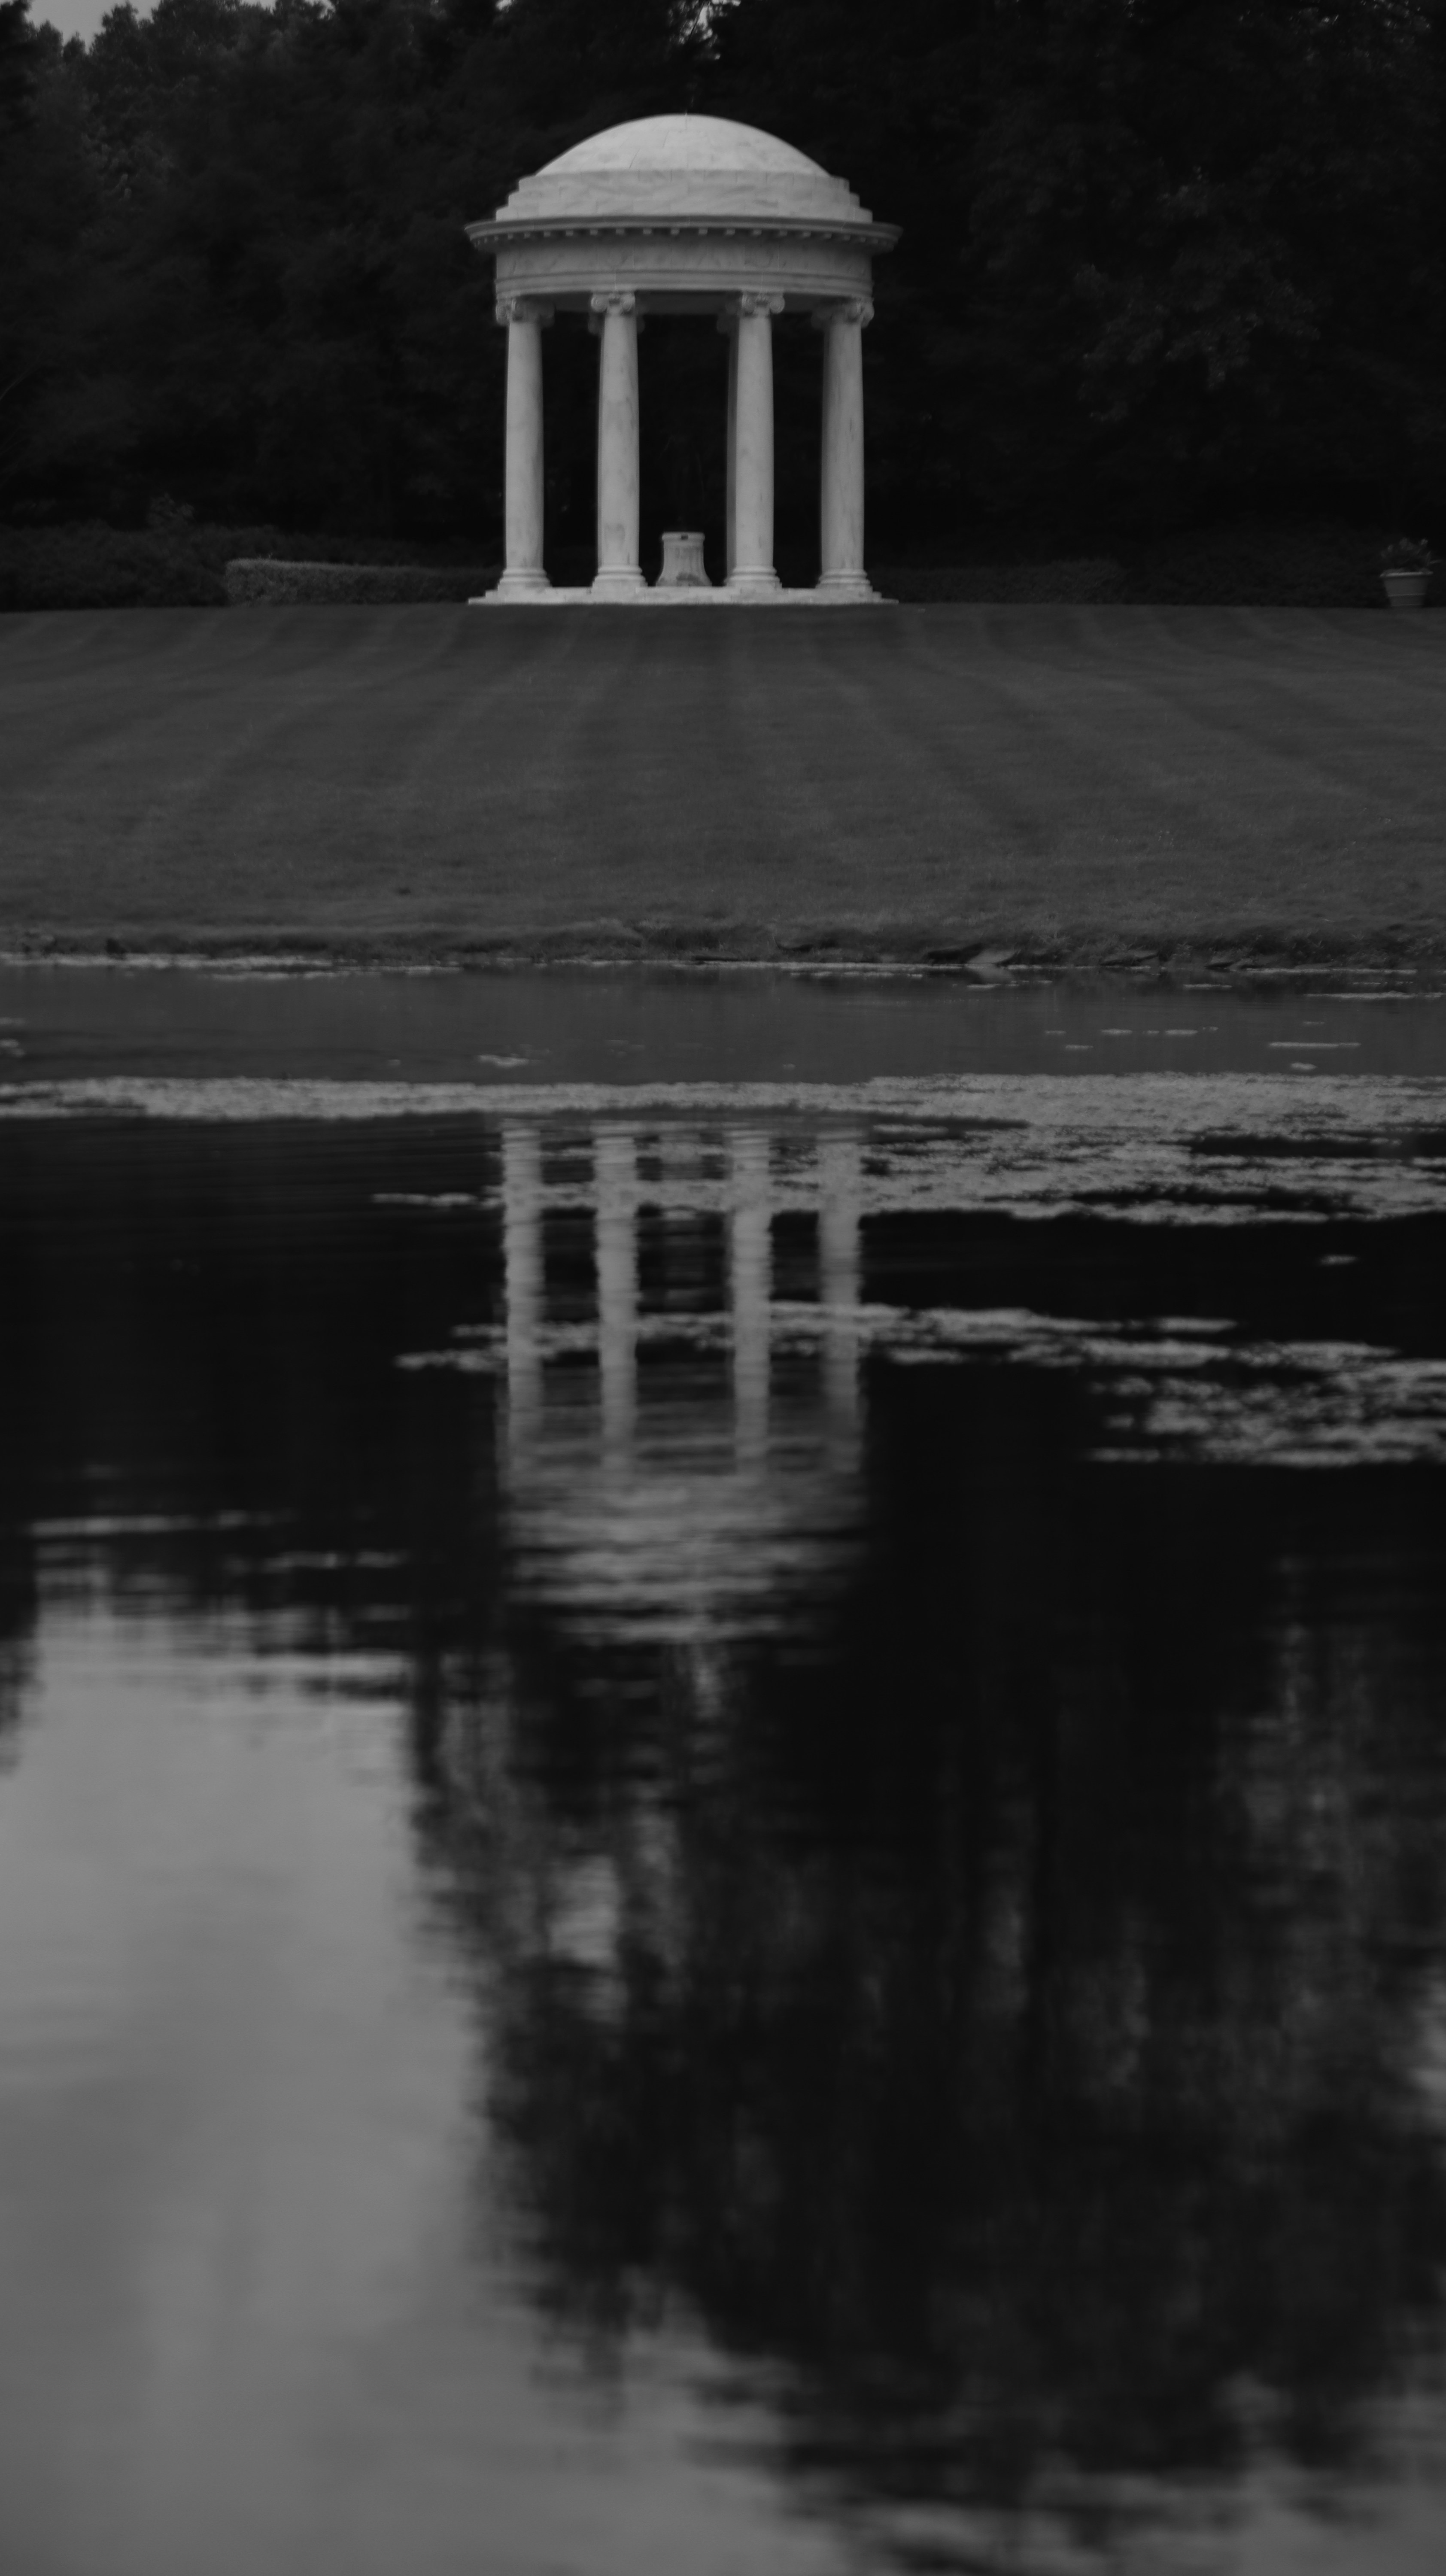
[[475, 584, 893, 607]]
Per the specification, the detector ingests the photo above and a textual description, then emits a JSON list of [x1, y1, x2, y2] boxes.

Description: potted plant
[[1379, 538, 1437, 611]]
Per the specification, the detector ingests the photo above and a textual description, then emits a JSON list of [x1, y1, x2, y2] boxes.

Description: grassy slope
[[1, 603, 1443, 964]]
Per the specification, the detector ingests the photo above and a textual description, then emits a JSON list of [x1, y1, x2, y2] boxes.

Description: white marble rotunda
[[466, 113, 899, 604]]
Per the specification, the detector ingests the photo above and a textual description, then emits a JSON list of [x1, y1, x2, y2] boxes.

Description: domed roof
[[470, 109, 899, 277], [542, 115, 826, 180]]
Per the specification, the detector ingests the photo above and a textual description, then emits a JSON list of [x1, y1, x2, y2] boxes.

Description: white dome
[[542, 115, 826, 180], [470, 109, 898, 307]]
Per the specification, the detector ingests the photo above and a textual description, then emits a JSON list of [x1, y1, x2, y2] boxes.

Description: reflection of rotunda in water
[[492, 1120, 867, 1649]]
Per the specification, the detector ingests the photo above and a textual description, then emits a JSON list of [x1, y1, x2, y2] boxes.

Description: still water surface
[[3, 971, 1446, 2575]]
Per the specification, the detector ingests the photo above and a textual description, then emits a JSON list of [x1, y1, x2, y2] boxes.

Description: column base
[[726, 566, 783, 598], [814, 571, 878, 603], [590, 565, 647, 601], [492, 567, 553, 599]]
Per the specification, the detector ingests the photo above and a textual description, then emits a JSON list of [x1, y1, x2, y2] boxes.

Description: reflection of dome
[[541, 113, 826, 179]]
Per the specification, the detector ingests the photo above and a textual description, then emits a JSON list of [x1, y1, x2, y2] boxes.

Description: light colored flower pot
[[1381, 568, 1431, 611]]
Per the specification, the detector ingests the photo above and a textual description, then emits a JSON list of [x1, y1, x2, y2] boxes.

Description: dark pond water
[[3, 970, 1446, 2576], [4, 957, 1446, 1084]]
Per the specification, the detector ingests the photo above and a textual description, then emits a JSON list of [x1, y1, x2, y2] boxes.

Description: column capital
[[734, 292, 785, 320], [495, 294, 553, 328], [589, 290, 638, 317], [814, 298, 874, 331]]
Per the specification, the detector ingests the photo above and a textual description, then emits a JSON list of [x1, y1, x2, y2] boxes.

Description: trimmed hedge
[[0, 522, 229, 608], [0, 504, 499, 610], [0, 510, 1412, 612], [875, 559, 1125, 604], [225, 559, 500, 605], [871, 523, 1409, 609], [1121, 520, 1390, 608]]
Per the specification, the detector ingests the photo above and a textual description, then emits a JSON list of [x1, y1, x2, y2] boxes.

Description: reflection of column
[[728, 294, 784, 596], [591, 291, 645, 599], [654, 1127, 699, 1205], [717, 310, 738, 577], [595, 1127, 637, 1466], [818, 1131, 862, 1452], [729, 1129, 771, 1467], [816, 299, 874, 601], [495, 295, 553, 598], [502, 1124, 544, 1469]]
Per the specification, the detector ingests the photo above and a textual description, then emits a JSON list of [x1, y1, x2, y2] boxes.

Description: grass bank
[[2, 603, 1443, 976]]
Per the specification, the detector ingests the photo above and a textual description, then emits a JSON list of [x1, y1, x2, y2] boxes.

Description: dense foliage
[[3, 0, 1443, 561]]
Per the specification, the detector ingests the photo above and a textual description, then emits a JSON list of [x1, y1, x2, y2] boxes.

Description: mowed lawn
[[1, 602, 1443, 959]]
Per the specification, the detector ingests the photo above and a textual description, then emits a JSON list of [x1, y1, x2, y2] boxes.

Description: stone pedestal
[[591, 293, 646, 599], [727, 294, 783, 597], [658, 531, 711, 588], [495, 297, 553, 599], [817, 299, 875, 601]]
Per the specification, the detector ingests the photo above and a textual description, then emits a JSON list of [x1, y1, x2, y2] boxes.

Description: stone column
[[816, 298, 875, 601], [717, 310, 739, 576], [590, 291, 645, 599], [728, 293, 784, 597], [495, 296, 553, 599]]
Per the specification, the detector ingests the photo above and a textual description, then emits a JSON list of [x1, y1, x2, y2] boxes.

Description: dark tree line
[[3, 0, 1443, 559]]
